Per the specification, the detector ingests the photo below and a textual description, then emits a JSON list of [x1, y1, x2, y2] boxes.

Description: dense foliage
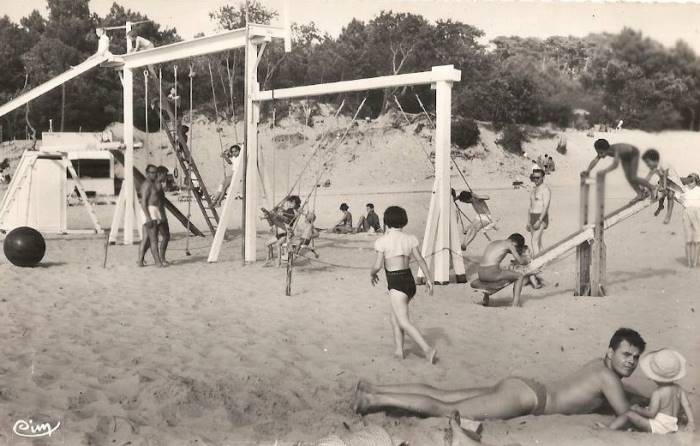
[[1, 0, 699, 141]]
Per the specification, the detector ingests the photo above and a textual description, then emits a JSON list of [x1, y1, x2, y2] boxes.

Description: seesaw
[[470, 279, 512, 306]]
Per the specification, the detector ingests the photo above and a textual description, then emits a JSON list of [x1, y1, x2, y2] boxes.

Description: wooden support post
[[575, 173, 592, 295], [590, 164, 615, 297], [416, 177, 440, 285], [432, 79, 452, 284], [122, 67, 135, 244], [243, 35, 260, 263], [450, 200, 467, 283]]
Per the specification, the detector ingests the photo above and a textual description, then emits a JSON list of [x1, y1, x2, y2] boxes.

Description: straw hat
[[640, 349, 687, 383]]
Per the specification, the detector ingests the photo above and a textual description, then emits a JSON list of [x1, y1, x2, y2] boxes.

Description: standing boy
[[527, 169, 551, 254]]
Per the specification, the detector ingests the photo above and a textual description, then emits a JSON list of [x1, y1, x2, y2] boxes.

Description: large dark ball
[[3, 226, 46, 267]]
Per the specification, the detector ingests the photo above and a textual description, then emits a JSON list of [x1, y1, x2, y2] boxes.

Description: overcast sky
[[2, 0, 699, 51]]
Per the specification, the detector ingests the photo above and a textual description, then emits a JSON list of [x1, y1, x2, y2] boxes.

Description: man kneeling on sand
[[355, 328, 647, 422], [476, 233, 540, 306]]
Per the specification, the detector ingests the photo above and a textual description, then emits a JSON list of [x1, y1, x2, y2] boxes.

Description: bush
[[452, 116, 480, 149], [496, 124, 528, 155]]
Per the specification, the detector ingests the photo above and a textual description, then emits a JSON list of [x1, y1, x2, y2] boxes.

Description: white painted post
[[123, 67, 135, 244], [243, 38, 260, 263], [433, 79, 452, 284]]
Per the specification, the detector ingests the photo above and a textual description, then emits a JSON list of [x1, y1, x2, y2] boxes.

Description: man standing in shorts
[[138, 164, 165, 267], [527, 168, 551, 254]]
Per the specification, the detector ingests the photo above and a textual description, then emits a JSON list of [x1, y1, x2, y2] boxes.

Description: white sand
[[1, 122, 699, 445]]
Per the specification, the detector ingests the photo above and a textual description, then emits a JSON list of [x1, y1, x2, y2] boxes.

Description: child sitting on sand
[[370, 206, 436, 363], [332, 203, 354, 233], [601, 349, 695, 434]]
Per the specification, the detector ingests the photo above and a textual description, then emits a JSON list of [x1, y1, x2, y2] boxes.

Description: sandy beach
[[1, 122, 699, 445]]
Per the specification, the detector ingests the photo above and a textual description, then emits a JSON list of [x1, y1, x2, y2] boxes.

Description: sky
[[2, 0, 700, 51]]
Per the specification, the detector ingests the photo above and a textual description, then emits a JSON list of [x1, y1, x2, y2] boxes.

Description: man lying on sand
[[355, 328, 646, 421]]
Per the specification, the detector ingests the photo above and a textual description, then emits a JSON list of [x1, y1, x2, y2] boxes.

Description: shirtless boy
[[138, 164, 165, 267], [455, 190, 497, 250], [527, 169, 551, 254], [585, 139, 655, 201], [642, 149, 682, 224], [355, 328, 646, 421], [477, 234, 528, 306]]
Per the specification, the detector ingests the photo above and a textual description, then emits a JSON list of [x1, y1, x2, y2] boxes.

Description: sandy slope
[[1, 121, 699, 445]]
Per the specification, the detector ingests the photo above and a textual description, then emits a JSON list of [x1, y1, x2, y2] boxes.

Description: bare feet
[[353, 381, 371, 414], [446, 411, 482, 445], [394, 350, 405, 360], [137, 260, 145, 267], [426, 348, 438, 364], [663, 216, 671, 224]]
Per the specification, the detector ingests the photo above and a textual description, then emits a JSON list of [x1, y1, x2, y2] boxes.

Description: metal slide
[[0, 54, 111, 119]]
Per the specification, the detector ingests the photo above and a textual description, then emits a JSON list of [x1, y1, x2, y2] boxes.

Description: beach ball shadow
[[3, 226, 46, 267]]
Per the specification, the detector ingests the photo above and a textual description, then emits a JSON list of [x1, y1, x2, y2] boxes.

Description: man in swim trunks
[[527, 169, 551, 254], [127, 29, 154, 53], [585, 139, 656, 201], [477, 234, 528, 306], [138, 164, 165, 267], [354, 328, 646, 421]]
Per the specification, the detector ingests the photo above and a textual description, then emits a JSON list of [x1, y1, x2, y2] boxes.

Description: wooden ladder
[[148, 66, 219, 235]]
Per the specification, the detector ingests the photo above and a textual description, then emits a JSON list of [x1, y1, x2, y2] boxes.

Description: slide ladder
[[147, 66, 219, 235]]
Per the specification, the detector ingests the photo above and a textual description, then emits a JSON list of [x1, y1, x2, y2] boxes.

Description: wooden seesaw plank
[[524, 198, 652, 274]]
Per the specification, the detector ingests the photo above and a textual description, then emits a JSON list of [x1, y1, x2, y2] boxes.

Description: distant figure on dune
[[585, 139, 656, 202], [355, 328, 650, 422]]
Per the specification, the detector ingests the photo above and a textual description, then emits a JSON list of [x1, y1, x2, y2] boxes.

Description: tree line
[[1, 0, 699, 141]]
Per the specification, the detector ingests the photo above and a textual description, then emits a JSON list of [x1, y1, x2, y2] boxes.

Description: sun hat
[[640, 349, 686, 383]]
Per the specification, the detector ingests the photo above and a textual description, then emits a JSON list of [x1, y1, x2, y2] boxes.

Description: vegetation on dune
[[1, 0, 699, 143]]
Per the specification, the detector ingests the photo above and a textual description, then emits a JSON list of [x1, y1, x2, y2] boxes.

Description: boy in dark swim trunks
[[370, 206, 436, 363], [585, 139, 656, 201]]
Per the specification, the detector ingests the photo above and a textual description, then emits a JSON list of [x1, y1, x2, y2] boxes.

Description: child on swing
[[264, 195, 301, 265], [370, 206, 437, 363], [295, 211, 320, 258]]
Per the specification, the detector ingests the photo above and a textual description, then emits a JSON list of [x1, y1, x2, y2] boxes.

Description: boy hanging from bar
[[641, 149, 683, 224], [585, 139, 656, 202], [453, 189, 498, 251]]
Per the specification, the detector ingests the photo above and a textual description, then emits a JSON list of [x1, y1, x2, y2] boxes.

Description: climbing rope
[[143, 69, 149, 162], [208, 61, 227, 175]]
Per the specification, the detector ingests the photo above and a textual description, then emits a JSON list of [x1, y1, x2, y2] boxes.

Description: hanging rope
[[273, 97, 353, 210], [396, 94, 493, 241], [207, 61, 227, 176], [393, 95, 437, 169], [143, 69, 149, 162], [184, 64, 194, 256]]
